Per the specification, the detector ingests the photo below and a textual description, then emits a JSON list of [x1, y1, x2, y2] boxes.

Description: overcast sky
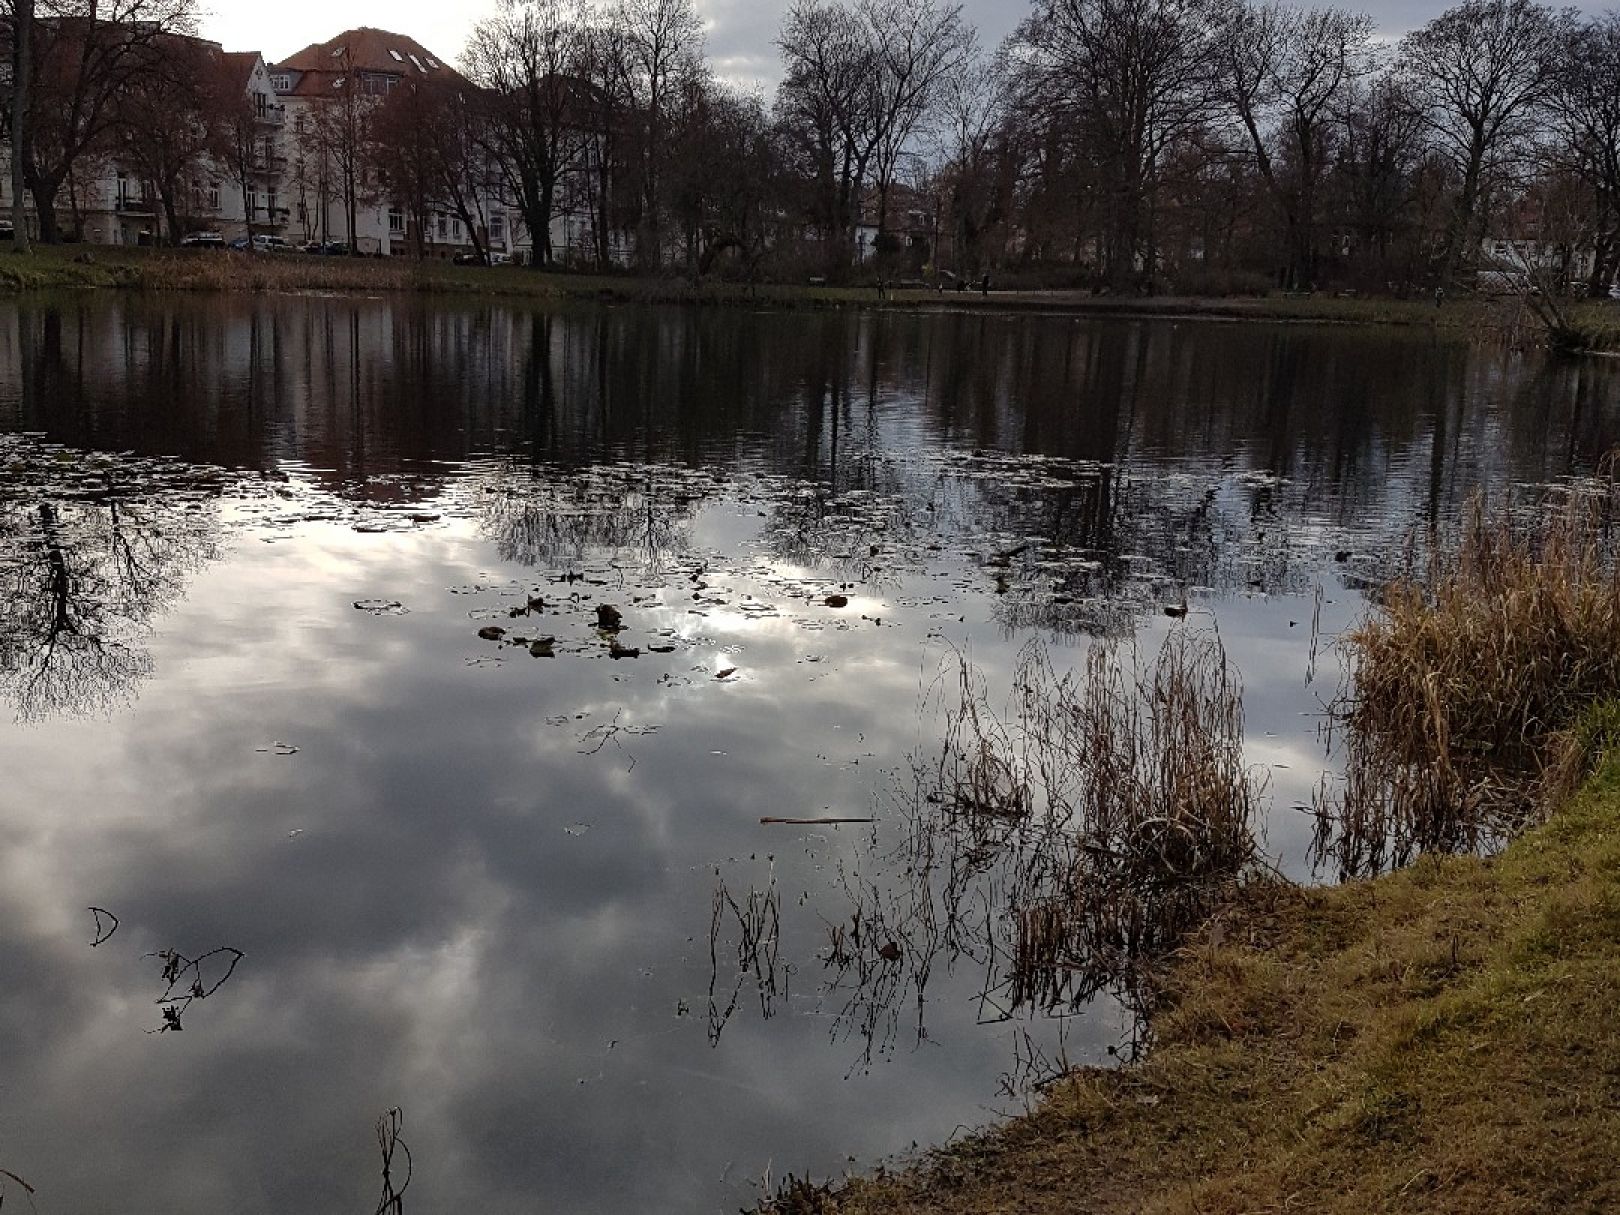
[[198, 0, 1608, 94]]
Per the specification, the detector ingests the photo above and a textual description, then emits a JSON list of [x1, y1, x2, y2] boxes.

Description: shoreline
[[4, 245, 1616, 347], [775, 752, 1620, 1213]]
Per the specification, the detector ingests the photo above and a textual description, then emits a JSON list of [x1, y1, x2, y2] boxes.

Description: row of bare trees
[[968, 0, 1620, 294], [443, 0, 1620, 292]]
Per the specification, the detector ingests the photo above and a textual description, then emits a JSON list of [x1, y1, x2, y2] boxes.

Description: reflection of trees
[[476, 462, 711, 571], [0, 447, 224, 721]]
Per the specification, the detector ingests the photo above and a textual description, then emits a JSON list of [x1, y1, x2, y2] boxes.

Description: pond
[[1, 295, 1616, 1213]]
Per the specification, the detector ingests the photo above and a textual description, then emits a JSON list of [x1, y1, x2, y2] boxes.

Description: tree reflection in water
[[0, 438, 225, 721], [477, 462, 716, 572]]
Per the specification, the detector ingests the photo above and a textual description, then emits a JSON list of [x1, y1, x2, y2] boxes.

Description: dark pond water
[[1, 295, 1617, 1213]]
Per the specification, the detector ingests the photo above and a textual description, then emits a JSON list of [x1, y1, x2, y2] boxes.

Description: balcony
[[254, 104, 286, 126], [247, 206, 292, 228], [115, 196, 155, 215], [250, 155, 289, 175]]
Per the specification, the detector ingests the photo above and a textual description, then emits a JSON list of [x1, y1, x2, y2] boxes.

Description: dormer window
[[331, 45, 346, 58], [389, 49, 404, 62], [426, 58, 440, 69], [407, 54, 425, 72]]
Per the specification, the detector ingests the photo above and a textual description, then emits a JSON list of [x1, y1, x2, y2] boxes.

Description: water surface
[[1, 296, 1616, 1212]]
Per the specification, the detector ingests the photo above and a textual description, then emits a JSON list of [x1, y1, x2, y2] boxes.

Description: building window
[[209, 182, 220, 210], [388, 208, 404, 233], [437, 215, 448, 239], [490, 213, 505, 243], [451, 217, 462, 240]]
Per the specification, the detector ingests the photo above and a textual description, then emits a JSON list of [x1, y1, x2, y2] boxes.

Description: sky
[[198, 0, 1607, 94]]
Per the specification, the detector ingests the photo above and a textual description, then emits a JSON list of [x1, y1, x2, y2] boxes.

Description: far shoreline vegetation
[[5, 242, 1620, 352]]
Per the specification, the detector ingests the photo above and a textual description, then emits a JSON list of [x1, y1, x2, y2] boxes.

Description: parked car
[[452, 251, 512, 267], [252, 234, 294, 253], [181, 232, 227, 250]]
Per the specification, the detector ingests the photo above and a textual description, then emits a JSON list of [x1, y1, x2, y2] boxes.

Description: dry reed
[[888, 631, 1264, 1022], [1317, 471, 1620, 876]]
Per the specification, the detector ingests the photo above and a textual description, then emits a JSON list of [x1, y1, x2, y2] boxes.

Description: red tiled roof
[[218, 50, 262, 95], [273, 28, 460, 81]]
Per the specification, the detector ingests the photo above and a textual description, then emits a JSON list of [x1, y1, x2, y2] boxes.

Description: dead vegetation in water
[[1315, 473, 1620, 877], [372, 1108, 411, 1215], [707, 867, 785, 1045], [816, 631, 1265, 1069]]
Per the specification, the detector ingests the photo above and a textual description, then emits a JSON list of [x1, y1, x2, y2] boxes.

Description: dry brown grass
[[1316, 475, 1620, 877]]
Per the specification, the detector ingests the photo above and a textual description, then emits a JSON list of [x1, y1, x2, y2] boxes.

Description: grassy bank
[[791, 739, 1620, 1213], [4, 243, 1618, 346]]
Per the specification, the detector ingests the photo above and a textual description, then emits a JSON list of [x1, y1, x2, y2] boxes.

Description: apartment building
[[2, 23, 613, 262], [0, 37, 287, 247]]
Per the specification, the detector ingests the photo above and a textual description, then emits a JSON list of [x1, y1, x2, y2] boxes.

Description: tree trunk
[[29, 174, 61, 244], [1443, 132, 1487, 287], [9, 0, 33, 253], [539, 178, 555, 265], [159, 184, 181, 245]]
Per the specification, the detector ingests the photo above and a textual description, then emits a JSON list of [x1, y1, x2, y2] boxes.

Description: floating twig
[[759, 817, 875, 825], [88, 906, 120, 947]]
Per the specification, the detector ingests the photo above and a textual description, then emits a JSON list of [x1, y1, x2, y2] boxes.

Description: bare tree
[[862, 0, 974, 260], [16, 0, 199, 243], [463, 0, 588, 266], [617, 0, 704, 267], [1331, 75, 1431, 286], [578, 14, 636, 267], [934, 44, 1009, 276], [1013, 0, 1219, 291], [1213, 1, 1375, 288], [666, 75, 778, 278], [1547, 14, 1620, 296], [1397, 0, 1573, 285], [368, 74, 436, 257], [114, 34, 218, 243], [775, 0, 879, 271], [328, 46, 372, 253]]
